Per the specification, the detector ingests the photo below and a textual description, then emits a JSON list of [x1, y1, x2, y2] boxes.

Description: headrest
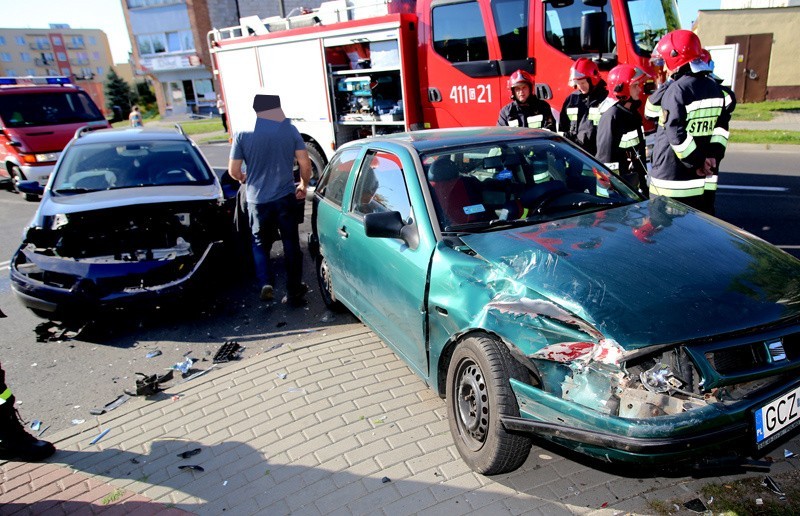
[[427, 158, 460, 182]]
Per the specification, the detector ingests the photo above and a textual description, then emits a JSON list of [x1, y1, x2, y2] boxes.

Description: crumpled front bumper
[[504, 375, 800, 465], [10, 240, 224, 317]]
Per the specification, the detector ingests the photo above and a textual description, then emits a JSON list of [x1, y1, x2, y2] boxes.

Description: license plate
[[755, 386, 800, 449]]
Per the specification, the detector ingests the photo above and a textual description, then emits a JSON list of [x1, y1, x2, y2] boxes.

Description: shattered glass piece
[[179, 465, 205, 472], [71, 419, 85, 425], [683, 498, 707, 513], [182, 364, 216, 382], [277, 373, 287, 380], [213, 341, 243, 363], [785, 449, 795, 458], [30, 420, 41, 431], [178, 448, 202, 459], [146, 350, 162, 358], [761, 475, 785, 496], [171, 357, 195, 374]]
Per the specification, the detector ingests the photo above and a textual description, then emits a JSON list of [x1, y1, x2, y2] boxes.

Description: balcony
[[66, 42, 86, 50], [34, 58, 55, 67], [70, 58, 90, 66], [29, 42, 51, 50]]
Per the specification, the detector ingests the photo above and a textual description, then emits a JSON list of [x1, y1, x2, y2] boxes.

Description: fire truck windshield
[[626, 0, 681, 54]]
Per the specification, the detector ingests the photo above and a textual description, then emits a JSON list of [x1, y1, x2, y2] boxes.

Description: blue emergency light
[[0, 76, 72, 86]]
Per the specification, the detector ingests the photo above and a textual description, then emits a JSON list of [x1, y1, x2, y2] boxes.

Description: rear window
[[52, 140, 214, 193], [0, 90, 105, 128]]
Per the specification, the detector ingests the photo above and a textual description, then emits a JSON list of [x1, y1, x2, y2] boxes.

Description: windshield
[[422, 137, 640, 233], [626, 0, 681, 54], [52, 140, 214, 193], [0, 90, 105, 128]]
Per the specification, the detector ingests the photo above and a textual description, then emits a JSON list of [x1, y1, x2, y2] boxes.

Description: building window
[[181, 30, 195, 51], [34, 37, 50, 50], [96, 66, 104, 76], [5, 69, 18, 77], [47, 68, 58, 75], [89, 36, 97, 45], [137, 34, 167, 55], [0, 36, 6, 46], [26, 68, 35, 75], [92, 51, 100, 60], [53, 36, 62, 46], [61, 67, 70, 75], [16, 36, 26, 45], [57, 52, 67, 61], [0, 52, 12, 62], [20, 52, 31, 62]]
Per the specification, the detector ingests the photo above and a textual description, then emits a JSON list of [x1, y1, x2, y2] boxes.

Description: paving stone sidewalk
[[4, 324, 800, 515]]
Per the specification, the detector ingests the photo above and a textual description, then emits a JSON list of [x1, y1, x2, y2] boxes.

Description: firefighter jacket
[[596, 98, 647, 193], [650, 72, 730, 199], [558, 82, 608, 155], [644, 79, 672, 121], [497, 97, 556, 130]]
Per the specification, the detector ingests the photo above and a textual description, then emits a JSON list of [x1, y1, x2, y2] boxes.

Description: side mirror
[[582, 0, 607, 7], [581, 11, 608, 53], [18, 180, 44, 197], [364, 211, 419, 250]]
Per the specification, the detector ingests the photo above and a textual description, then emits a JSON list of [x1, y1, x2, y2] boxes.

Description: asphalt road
[[0, 143, 797, 438]]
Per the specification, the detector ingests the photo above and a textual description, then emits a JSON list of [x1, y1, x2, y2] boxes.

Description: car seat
[[427, 157, 480, 226]]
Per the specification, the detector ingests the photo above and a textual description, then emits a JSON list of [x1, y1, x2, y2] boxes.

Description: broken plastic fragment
[[265, 343, 284, 353], [171, 357, 195, 374], [30, 420, 41, 431], [178, 448, 202, 459], [182, 364, 217, 382], [381, 477, 391, 483], [756, 498, 763, 505], [90, 428, 111, 445], [179, 465, 204, 472], [277, 373, 287, 380], [146, 350, 162, 358], [89, 394, 130, 415], [761, 475, 785, 496], [125, 370, 174, 396], [38, 425, 50, 437], [683, 498, 707, 513], [785, 449, 795, 458], [213, 340, 243, 363], [71, 419, 85, 425]]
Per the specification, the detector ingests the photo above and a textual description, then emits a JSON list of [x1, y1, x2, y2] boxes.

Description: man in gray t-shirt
[[228, 94, 312, 305]]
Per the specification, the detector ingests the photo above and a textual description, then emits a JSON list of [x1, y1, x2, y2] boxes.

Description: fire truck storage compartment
[[324, 31, 404, 146]]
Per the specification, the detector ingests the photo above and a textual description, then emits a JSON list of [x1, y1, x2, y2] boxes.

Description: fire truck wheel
[[305, 142, 325, 187]]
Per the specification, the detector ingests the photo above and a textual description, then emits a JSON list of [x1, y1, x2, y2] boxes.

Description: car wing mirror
[[364, 211, 419, 250], [17, 180, 44, 197]]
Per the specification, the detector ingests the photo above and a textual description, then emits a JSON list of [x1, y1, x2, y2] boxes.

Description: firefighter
[[559, 58, 608, 155], [596, 64, 650, 196], [649, 30, 729, 214], [497, 70, 556, 130]]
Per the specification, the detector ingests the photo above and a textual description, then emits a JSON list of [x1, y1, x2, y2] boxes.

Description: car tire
[[305, 142, 325, 187], [316, 255, 345, 312], [446, 334, 532, 474]]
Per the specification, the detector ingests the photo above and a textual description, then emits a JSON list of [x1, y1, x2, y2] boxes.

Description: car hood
[[10, 120, 108, 153], [37, 184, 223, 218], [459, 198, 800, 349]]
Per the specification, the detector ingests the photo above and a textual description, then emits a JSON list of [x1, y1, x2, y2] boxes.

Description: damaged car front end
[[10, 127, 231, 318]]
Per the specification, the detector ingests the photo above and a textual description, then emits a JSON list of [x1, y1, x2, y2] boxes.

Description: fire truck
[[209, 0, 680, 178]]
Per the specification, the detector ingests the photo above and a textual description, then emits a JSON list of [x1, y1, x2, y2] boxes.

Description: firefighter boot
[[0, 399, 56, 462]]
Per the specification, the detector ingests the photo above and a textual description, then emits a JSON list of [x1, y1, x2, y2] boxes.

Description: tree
[[104, 68, 136, 121]]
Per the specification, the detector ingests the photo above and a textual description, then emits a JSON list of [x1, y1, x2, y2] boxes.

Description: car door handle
[[337, 226, 348, 238]]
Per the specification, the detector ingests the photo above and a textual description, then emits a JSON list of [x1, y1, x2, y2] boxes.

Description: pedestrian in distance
[[217, 97, 228, 133], [0, 308, 56, 462], [596, 64, 651, 197], [129, 105, 143, 127], [649, 30, 730, 214], [559, 58, 608, 155], [228, 94, 312, 306], [497, 70, 556, 131]]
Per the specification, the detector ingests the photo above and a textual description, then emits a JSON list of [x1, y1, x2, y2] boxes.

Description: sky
[[0, 0, 721, 65]]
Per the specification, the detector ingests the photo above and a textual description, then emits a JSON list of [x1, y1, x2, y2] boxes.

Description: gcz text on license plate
[[755, 386, 800, 449]]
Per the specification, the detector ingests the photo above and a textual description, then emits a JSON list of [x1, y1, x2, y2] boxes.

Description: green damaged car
[[309, 127, 800, 474]]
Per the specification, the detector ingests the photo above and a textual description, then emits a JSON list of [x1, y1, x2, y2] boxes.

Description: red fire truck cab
[[209, 0, 679, 178], [0, 76, 110, 200]]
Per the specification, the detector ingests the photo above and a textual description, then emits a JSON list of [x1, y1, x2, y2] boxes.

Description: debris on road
[[178, 448, 202, 459], [71, 419, 85, 425], [30, 420, 41, 431], [381, 477, 391, 484], [89, 428, 111, 445], [146, 350, 163, 358], [89, 394, 130, 415], [785, 449, 796, 458], [179, 465, 204, 472], [213, 340, 243, 363], [277, 373, 287, 380], [683, 498, 707, 513], [182, 364, 217, 382], [265, 343, 283, 353], [125, 370, 174, 396], [171, 357, 195, 375], [37, 425, 50, 437], [762, 475, 786, 497]]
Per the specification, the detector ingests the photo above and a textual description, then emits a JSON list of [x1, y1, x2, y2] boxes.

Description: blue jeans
[[248, 194, 303, 296]]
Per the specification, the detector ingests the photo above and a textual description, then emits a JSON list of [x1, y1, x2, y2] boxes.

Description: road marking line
[[718, 185, 789, 192], [0, 260, 9, 268]]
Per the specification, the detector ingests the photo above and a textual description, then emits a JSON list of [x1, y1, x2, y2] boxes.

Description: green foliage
[[177, 119, 224, 135], [135, 81, 158, 117], [104, 68, 136, 121], [732, 100, 800, 121], [730, 129, 800, 145]]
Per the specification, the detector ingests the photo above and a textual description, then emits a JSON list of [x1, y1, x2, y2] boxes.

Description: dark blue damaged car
[[10, 126, 235, 319], [309, 126, 800, 474]]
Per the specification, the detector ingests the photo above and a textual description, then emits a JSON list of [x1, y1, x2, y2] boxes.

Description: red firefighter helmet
[[699, 48, 712, 64], [568, 58, 601, 87], [607, 64, 651, 100], [655, 29, 703, 72], [507, 69, 534, 91]]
